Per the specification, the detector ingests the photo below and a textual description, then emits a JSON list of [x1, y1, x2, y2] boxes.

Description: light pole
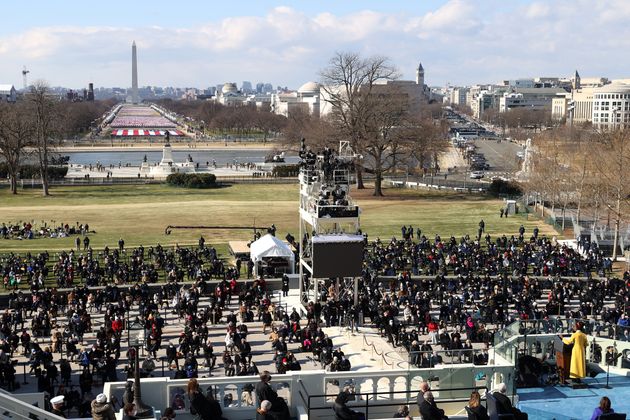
[[611, 106, 619, 131], [568, 100, 575, 128], [128, 319, 154, 418]]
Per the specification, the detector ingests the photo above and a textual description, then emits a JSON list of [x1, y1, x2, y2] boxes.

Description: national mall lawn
[[0, 183, 558, 254]]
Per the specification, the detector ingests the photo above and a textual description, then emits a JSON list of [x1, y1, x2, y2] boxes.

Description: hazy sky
[[2, 0, 629, 89]]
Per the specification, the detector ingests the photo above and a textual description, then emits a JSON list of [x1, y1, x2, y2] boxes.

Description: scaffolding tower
[[298, 141, 363, 305]]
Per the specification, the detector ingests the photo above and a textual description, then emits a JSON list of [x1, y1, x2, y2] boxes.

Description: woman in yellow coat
[[562, 322, 588, 379]]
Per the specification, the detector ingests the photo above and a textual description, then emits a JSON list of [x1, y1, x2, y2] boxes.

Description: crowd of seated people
[[1, 222, 92, 240], [0, 221, 628, 419]]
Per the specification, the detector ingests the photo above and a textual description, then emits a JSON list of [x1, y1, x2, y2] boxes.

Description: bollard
[[161, 358, 165, 377], [22, 364, 28, 385]]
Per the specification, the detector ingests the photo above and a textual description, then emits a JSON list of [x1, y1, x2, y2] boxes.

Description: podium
[[555, 336, 572, 384]]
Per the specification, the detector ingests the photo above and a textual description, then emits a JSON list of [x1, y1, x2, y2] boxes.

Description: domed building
[[216, 82, 246, 106], [222, 82, 238, 94], [297, 81, 320, 96], [270, 81, 321, 118]]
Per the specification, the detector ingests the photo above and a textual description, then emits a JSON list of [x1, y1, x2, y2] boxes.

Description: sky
[[2, 0, 630, 90]]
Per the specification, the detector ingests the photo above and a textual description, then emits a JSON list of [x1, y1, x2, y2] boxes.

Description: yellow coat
[[562, 330, 588, 378]]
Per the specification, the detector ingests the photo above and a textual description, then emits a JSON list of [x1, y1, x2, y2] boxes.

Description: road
[[474, 138, 524, 175]]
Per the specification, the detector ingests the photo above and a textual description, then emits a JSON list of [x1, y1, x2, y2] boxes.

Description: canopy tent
[[250, 234, 295, 277]]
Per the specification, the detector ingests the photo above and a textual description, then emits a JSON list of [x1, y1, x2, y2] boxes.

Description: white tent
[[250, 234, 295, 276]]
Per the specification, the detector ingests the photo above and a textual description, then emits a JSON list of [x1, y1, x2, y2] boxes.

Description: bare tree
[[591, 128, 630, 260], [319, 52, 399, 190], [29, 81, 62, 196], [0, 102, 34, 194], [401, 118, 449, 175], [251, 108, 287, 143], [361, 92, 409, 196], [282, 108, 337, 151]]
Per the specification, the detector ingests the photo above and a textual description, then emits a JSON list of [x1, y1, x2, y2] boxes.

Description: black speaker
[[311, 234, 364, 278]]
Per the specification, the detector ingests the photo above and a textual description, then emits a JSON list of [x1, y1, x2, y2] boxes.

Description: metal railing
[[305, 386, 489, 420], [406, 348, 488, 367]]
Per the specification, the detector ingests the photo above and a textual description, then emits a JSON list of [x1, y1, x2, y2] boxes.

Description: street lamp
[[611, 106, 619, 131], [127, 319, 154, 418]]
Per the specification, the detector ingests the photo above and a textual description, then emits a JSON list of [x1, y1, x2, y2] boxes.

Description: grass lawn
[[0, 183, 558, 254]]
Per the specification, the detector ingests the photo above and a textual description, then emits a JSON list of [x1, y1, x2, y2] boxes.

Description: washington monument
[[131, 41, 139, 104]]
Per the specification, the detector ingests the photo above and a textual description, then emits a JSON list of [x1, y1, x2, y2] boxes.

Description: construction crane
[[22, 66, 29, 91], [164, 224, 271, 236]]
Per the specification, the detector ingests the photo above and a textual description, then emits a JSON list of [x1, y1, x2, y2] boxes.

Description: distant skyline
[[1, 0, 630, 89]]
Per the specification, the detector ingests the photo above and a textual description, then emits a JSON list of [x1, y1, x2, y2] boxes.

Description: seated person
[[419, 391, 448, 420], [492, 383, 527, 420]]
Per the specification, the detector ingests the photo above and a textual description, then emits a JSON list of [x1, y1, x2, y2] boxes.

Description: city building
[[592, 81, 630, 129], [241, 81, 253, 94], [449, 87, 469, 106], [87, 83, 95, 101], [270, 81, 320, 117], [499, 87, 567, 112], [468, 85, 507, 119], [503, 79, 535, 88], [0, 84, 17, 102], [552, 87, 595, 124], [320, 62, 428, 117], [216, 82, 245, 106]]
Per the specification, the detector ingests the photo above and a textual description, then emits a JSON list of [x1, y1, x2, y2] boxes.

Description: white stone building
[[499, 87, 567, 112], [270, 81, 320, 117], [592, 82, 630, 129]]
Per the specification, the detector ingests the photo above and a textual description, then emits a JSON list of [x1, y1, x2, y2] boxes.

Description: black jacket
[[419, 399, 448, 420], [333, 402, 362, 420], [467, 404, 489, 420], [189, 391, 214, 420], [492, 392, 527, 420], [492, 392, 513, 415], [255, 381, 278, 405]]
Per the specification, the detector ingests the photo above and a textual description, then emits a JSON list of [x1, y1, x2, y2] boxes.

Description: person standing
[[561, 321, 588, 381], [255, 371, 289, 419], [187, 378, 212, 420], [282, 274, 290, 297], [416, 381, 430, 411]]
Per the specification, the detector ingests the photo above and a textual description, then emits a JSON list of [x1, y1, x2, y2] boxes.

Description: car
[[471, 163, 490, 170], [470, 171, 485, 179]]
